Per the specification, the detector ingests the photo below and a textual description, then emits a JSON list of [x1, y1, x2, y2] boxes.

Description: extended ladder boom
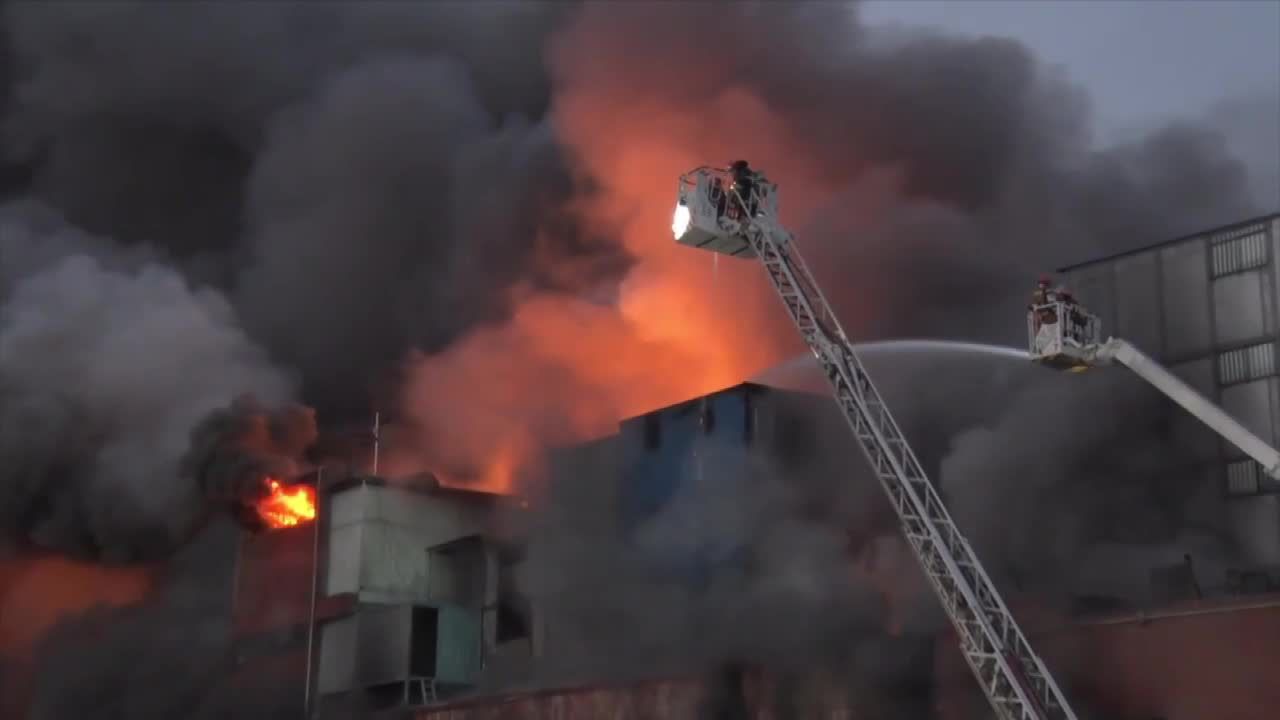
[[1093, 338, 1280, 481], [673, 167, 1077, 720]]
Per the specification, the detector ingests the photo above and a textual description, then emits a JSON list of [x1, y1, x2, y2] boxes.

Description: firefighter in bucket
[[727, 160, 759, 219], [1029, 274, 1092, 358], [1029, 275, 1057, 329]]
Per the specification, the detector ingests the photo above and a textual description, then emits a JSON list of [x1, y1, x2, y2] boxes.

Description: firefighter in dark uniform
[[709, 176, 727, 217], [1058, 288, 1087, 342], [728, 160, 757, 217], [1029, 274, 1058, 330]]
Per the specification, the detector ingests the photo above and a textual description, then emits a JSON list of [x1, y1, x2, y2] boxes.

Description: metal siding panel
[[1169, 358, 1220, 462], [619, 408, 695, 532], [1264, 268, 1278, 341], [1273, 218, 1280, 341], [1161, 239, 1212, 359], [1229, 496, 1280, 565], [1213, 270, 1268, 346], [435, 604, 482, 685], [619, 386, 759, 583], [1170, 357, 1216, 398], [1070, 266, 1116, 339], [325, 522, 363, 596], [317, 615, 358, 694], [1219, 378, 1276, 451], [356, 604, 411, 687], [1113, 253, 1163, 355]]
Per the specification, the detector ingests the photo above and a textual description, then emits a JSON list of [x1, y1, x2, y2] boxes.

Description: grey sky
[[861, 0, 1280, 206]]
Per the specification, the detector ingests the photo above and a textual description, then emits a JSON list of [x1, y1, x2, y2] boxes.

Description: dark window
[[409, 606, 439, 677], [701, 399, 716, 435], [496, 598, 529, 644]]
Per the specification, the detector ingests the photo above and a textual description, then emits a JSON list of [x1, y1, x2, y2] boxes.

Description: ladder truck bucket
[[1027, 300, 1102, 372], [673, 166, 779, 259]]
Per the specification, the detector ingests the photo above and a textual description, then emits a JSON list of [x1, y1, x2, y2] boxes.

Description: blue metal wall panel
[[616, 383, 765, 583]]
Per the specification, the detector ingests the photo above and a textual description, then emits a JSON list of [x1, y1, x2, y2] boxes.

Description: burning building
[[226, 213, 1280, 720], [225, 380, 926, 718], [228, 467, 534, 717]]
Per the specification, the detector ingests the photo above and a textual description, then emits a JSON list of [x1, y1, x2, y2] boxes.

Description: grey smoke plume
[[0, 204, 296, 561], [509, 430, 936, 718]]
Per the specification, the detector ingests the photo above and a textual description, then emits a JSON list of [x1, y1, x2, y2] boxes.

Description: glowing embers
[[254, 478, 317, 529]]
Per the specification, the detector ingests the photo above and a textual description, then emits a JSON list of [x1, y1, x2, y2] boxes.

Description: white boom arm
[[1028, 299, 1280, 483], [1094, 338, 1280, 481], [674, 166, 1077, 720]]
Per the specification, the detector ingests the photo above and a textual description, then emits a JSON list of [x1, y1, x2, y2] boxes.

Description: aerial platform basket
[[672, 166, 781, 259], [1027, 300, 1102, 372]]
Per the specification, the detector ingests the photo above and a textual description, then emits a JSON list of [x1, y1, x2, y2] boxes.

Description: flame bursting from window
[[255, 478, 317, 529]]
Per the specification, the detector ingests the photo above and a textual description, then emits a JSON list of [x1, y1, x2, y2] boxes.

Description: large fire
[[255, 478, 317, 529]]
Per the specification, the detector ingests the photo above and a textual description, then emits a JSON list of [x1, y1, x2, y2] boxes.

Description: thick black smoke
[[3, 0, 616, 414]]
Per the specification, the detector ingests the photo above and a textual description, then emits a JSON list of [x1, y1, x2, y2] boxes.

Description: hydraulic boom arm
[[673, 166, 1077, 720], [1096, 339, 1280, 480], [1028, 298, 1280, 483]]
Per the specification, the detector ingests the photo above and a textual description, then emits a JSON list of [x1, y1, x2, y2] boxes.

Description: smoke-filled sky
[[0, 1, 1274, 718]]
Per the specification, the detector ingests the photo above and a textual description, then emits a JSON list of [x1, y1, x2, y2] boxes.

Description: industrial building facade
[[226, 213, 1280, 719], [1061, 212, 1280, 565]]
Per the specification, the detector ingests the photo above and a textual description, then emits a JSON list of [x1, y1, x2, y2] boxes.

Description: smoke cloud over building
[[0, 0, 1272, 717]]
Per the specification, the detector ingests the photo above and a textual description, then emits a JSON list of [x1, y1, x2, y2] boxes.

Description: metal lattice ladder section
[[731, 185, 1077, 720]]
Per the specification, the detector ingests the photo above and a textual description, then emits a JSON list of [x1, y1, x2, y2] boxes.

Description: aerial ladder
[[672, 164, 1078, 720], [1029, 295, 1280, 482]]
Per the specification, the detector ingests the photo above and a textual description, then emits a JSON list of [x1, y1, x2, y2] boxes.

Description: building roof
[[325, 472, 508, 503], [1057, 211, 1280, 273]]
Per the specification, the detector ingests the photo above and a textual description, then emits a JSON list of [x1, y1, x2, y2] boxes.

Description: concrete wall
[[324, 482, 495, 604], [232, 522, 317, 638]]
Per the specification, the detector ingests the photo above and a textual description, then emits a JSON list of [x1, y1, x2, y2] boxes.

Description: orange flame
[[255, 478, 317, 529]]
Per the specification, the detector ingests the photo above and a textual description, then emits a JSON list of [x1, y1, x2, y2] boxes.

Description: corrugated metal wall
[[617, 384, 763, 582], [1062, 214, 1280, 563]]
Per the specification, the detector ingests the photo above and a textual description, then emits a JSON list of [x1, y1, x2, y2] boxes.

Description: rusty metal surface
[[415, 678, 707, 720], [412, 669, 855, 720], [936, 601, 1280, 720]]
